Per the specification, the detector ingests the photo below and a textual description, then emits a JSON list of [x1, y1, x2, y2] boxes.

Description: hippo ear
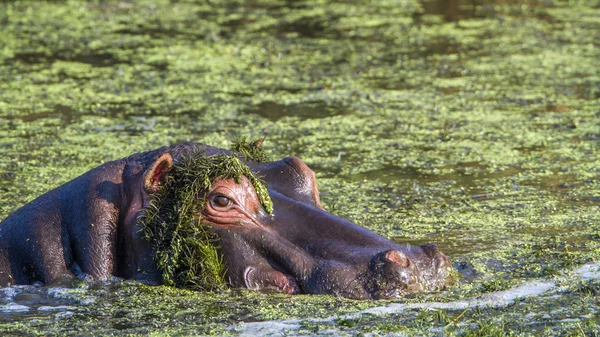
[[383, 250, 411, 267], [254, 137, 265, 148], [144, 153, 174, 192]]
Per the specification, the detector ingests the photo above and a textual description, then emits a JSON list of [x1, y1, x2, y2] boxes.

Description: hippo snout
[[367, 249, 426, 299], [418, 244, 453, 290]]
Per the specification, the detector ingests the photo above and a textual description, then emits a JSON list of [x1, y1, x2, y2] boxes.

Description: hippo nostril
[[421, 243, 441, 259], [436, 252, 449, 270], [367, 249, 425, 298], [382, 249, 410, 267]]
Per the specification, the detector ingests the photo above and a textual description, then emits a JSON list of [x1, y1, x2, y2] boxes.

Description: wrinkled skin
[[0, 143, 451, 299]]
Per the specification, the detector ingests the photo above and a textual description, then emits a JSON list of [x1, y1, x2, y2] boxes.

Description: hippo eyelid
[[209, 194, 234, 209]]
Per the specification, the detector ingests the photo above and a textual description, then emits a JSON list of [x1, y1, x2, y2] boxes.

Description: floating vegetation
[[138, 149, 273, 290], [0, 0, 598, 335], [230, 137, 271, 162]]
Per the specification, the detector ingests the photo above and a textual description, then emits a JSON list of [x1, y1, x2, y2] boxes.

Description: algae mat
[[0, 0, 599, 335]]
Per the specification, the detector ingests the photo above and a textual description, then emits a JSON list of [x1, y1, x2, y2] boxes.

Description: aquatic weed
[[230, 137, 271, 162], [138, 149, 273, 290]]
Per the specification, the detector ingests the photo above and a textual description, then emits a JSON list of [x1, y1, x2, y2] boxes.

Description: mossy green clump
[[138, 149, 273, 290], [230, 137, 271, 162]]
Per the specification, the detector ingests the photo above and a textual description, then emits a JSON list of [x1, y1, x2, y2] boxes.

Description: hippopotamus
[[0, 142, 451, 299]]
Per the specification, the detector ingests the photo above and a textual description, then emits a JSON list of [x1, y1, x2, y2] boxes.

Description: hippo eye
[[211, 195, 232, 209]]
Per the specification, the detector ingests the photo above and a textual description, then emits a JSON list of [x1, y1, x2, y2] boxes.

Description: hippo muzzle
[[202, 156, 452, 299]]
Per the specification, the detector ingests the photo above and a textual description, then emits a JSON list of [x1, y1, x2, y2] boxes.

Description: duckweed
[[0, 0, 598, 335]]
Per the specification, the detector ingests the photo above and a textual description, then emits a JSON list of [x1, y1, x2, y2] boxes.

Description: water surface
[[0, 0, 599, 335]]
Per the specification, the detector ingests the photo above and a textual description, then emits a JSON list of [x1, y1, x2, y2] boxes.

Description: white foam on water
[[55, 311, 75, 320], [234, 262, 600, 336], [46, 286, 87, 302], [236, 320, 302, 337], [38, 305, 74, 312], [80, 296, 96, 305], [574, 263, 600, 279], [1, 302, 30, 313], [0, 287, 20, 301]]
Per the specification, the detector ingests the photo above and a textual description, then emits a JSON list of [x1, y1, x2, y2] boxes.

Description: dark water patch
[[0, 172, 16, 183], [420, 35, 462, 57], [211, 90, 254, 97], [114, 26, 184, 39], [377, 34, 464, 59], [437, 86, 461, 94], [146, 60, 169, 71], [527, 104, 573, 116], [453, 261, 480, 281], [420, 0, 470, 22], [88, 100, 210, 121], [208, 2, 344, 39], [348, 163, 519, 195], [254, 11, 343, 39], [70, 53, 122, 68], [393, 232, 499, 257], [212, 0, 300, 14], [349, 165, 431, 183], [516, 227, 591, 249], [240, 101, 346, 121], [7, 52, 51, 65], [219, 16, 257, 31], [258, 86, 307, 94], [1, 105, 77, 123], [90, 102, 174, 118], [563, 196, 600, 207], [503, 97, 545, 110], [420, 0, 556, 22], [9, 51, 123, 68], [513, 144, 546, 154], [113, 24, 213, 45], [520, 173, 578, 192], [363, 76, 416, 91], [273, 16, 338, 38], [557, 82, 600, 100]]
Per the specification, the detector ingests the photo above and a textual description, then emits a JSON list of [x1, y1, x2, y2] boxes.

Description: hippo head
[[140, 144, 451, 299]]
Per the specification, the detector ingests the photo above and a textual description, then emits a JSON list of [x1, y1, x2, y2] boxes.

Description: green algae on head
[[138, 149, 273, 290], [230, 137, 272, 162]]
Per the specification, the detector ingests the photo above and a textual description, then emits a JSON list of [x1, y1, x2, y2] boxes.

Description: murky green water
[[0, 0, 599, 335]]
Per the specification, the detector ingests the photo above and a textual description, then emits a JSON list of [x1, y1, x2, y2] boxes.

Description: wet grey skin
[[0, 143, 451, 299], [205, 151, 452, 299]]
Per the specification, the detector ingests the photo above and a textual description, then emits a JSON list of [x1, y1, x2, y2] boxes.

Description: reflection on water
[[240, 101, 346, 121], [10, 52, 122, 68], [1, 105, 76, 123], [421, 0, 550, 22], [347, 162, 521, 199], [422, 0, 463, 22]]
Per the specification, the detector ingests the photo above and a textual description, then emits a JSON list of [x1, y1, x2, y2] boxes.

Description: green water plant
[[230, 137, 271, 162], [138, 148, 273, 290]]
